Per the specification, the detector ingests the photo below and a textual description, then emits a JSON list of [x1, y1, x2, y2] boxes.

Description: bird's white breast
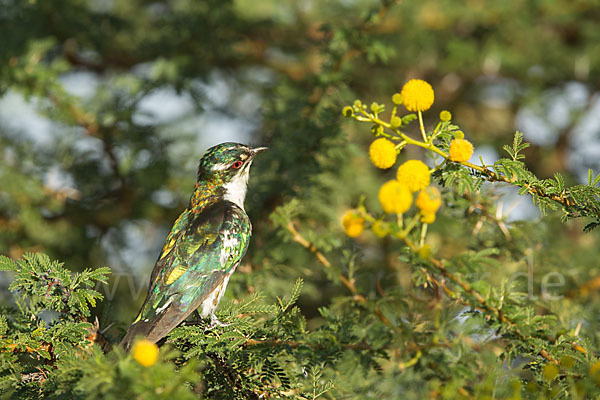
[[199, 268, 235, 317], [223, 167, 250, 210]]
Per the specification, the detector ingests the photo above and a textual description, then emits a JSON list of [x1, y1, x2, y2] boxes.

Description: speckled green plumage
[[120, 142, 265, 350]]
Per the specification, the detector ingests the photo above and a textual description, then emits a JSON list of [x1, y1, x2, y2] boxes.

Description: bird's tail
[[120, 320, 149, 351], [120, 308, 186, 350]]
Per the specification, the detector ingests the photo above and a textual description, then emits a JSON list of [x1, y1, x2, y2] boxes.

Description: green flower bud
[[390, 116, 401, 128], [392, 93, 402, 105], [440, 110, 452, 122]]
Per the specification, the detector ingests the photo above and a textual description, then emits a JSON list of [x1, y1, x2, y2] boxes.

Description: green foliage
[[2, 0, 600, 399], [0, 254, 110, 397], [502, 131, 530, 161], [1, 254, 109, 318]]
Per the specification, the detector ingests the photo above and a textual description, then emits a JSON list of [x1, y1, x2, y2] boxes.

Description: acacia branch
[[243, 338, 371, 351], [286, 221, 361, 299], [285, 221, 394, 327], [426, 255, 556, 363], [360, 111, 584, 215], [287, 220, 556, 363]]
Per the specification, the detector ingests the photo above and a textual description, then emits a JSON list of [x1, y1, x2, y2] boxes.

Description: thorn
[[100, 322, 115, 335]]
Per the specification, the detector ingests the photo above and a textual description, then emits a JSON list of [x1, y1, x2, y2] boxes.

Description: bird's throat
[[222, 171, 249, 210], [190, 171, 249, 211], [189, 180, 224, 210]]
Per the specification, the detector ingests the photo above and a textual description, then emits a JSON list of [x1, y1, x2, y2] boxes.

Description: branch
[[426, 255, 556, 363], [285, 221, 394, 327], [286, 220, 556, 363], [243, 338, 371, 351], [286, 221, 361, 299], [358, 111, 586, 216]]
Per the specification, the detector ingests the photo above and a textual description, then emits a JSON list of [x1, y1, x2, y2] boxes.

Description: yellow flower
[[440, 110, 452, 122], [369, 138, 397, 169], [342, 211, 364, 238], [416, 187, 441, 214], [400, 79, 434, 112], [396, 160, 430, 192], [420, 212, 436, 224], [449, 138, 474, 162], [133, 339, 159, 367], [378, 180, 412, 214]]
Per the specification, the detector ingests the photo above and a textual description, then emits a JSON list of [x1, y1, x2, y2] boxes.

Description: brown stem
[[286, 220, 556, 363], [426, 256, 556, 363], [285, 221, 395, 327]]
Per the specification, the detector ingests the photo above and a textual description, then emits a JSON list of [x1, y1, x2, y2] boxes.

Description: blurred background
[[1, 0, 599, 339]]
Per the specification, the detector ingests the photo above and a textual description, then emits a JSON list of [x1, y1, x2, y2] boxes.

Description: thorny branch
[[285, 221, 393, 327], [287, 220, 557, 364]]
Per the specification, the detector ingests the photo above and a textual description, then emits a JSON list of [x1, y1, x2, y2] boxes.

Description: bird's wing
[[120, 201, 251, 348]]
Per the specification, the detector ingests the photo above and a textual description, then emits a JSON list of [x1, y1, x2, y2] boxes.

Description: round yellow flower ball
[[400, 79, 434, 112], [396, 160, 430, 192], [415, 187, 442, 214], [369, 138, 397, 169], [378, 180, 412, 214], [420, 212, 436, 224], [449, 138, 474, 162], [342, 211, 364, 238], [133, 339, 159, 367]]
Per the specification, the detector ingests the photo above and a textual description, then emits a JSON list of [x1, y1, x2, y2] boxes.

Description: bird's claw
[[209, 313, 229, 328]]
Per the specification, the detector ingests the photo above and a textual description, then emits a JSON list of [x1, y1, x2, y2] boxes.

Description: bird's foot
[[209, 313, 229, 328], [183, 311, 204, 326]]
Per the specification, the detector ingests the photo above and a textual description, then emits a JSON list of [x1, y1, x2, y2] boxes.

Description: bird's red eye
[[231, 160, 243, 169]]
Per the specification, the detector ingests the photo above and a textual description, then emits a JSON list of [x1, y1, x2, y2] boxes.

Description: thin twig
[[287, 219, 556, 363], [243, 338, 371, 351], [360, 111, 580, 213], [286, 221, 394, 327]]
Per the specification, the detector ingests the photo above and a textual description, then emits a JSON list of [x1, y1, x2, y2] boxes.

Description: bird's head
[[196, 142, 267, 208]]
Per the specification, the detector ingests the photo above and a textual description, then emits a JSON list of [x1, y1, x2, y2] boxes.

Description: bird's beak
[[250, 146, 268, 157]]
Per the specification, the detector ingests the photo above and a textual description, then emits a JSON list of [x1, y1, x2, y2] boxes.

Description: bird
[[120, 142, 267, 350]]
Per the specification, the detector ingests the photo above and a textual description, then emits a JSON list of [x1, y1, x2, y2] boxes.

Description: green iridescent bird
[[120, 142, 267, 350]]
